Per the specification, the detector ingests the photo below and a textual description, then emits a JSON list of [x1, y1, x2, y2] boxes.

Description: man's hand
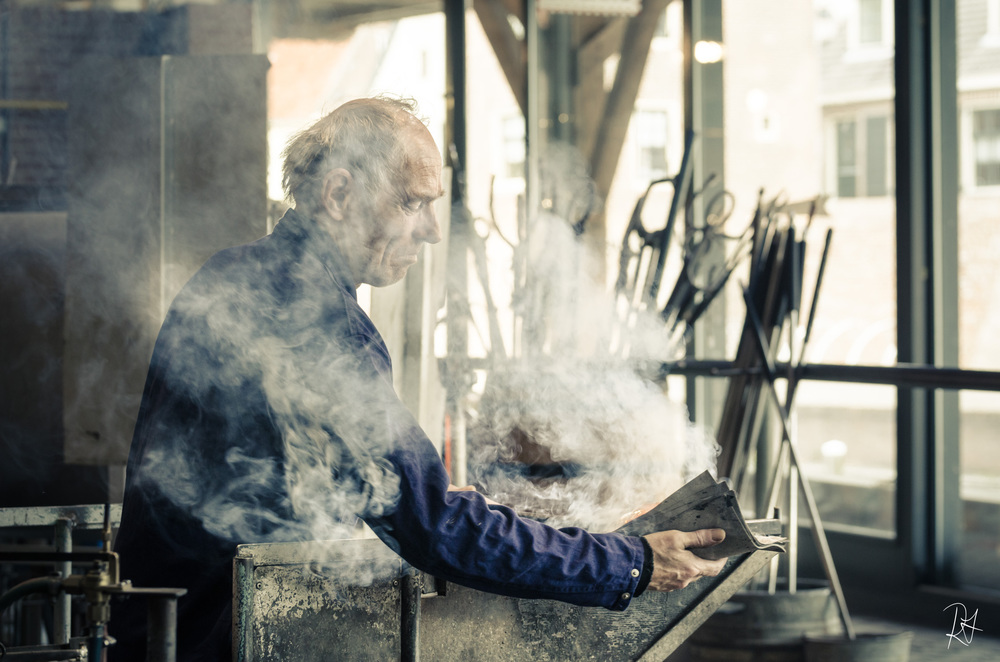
[[643, 529, 728, 592]]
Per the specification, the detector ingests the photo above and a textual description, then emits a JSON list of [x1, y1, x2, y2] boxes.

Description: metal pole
[[147, 596, 179, 662], [742, 287, 855, 639], [53, 518, 73, 645], [444, 0, 470, 486], [400, 572, 421, 662], [525, 0, 540, 229]]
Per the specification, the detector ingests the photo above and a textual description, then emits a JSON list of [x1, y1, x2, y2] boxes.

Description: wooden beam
[[577, 17, 626, 77], [587, 0, 669, 199], [498, 0, 527, 28], [473, 0, 528, 116]]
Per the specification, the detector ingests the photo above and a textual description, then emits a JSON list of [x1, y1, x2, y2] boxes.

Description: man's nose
[[415, 206, 442, 244]]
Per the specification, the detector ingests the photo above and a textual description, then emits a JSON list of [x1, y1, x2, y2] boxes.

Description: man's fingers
[[701, 557, 727, 577], [682, 527, 726, 549], [643, 529, 732, 593]]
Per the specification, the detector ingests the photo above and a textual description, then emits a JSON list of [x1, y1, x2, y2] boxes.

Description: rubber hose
[[0, 576, 63, 618]]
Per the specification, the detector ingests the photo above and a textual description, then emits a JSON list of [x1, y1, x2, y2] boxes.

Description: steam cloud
[[468, 358, 718, 532], [466, 141, 719, 532]]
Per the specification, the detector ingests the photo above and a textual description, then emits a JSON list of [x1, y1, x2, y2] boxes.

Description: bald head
[[281, 97, 444, 287], [281, 97, 422, 217]]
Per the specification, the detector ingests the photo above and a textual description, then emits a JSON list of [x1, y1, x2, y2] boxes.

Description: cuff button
[[631, 568, 640, 578]]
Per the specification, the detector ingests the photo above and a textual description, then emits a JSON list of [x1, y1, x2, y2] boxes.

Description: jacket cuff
[[634, 536, 654, 597]]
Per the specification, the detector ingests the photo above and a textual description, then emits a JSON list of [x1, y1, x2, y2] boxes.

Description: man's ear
[[320, 168, 353, 220]]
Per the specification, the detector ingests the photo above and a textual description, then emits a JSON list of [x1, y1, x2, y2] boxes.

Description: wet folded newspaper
[[614, 471, 787, 560]]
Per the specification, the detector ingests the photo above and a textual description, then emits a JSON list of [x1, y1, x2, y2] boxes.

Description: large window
[[723, 0, 897, 534], [958, 0, 1000, 593]]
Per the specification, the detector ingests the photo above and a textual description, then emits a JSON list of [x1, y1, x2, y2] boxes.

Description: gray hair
[[281, 96, 419, 215]]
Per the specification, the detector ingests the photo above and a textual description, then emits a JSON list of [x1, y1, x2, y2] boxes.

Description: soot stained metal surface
[[233, 528, 780, 662]]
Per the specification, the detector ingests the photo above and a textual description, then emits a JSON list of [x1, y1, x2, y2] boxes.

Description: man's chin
[[367, 268, 410, 288]]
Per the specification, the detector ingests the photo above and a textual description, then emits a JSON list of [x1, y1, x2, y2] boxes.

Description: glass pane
[[957, 0, 1000, 591], [796, 382, 897, 533], [957, 391, 1000, 590], [837, 120, 858, 197], [721, 0, 897, 534], [859, 0, 884, 44], [958, 3, 1000, 372], [866, 115, 888, 196]]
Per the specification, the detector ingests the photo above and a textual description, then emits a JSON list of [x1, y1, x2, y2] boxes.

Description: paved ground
[[667, 614, 1000, 661], [853, 614, 1000, 662]]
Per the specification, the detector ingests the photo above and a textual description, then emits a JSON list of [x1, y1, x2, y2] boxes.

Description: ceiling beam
[[268, 1, 440, 40], [587, 0, 669, 198], [473, 0, 528, 116]]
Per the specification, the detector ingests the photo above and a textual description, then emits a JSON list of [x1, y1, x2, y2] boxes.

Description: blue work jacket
[[112, 209, 650, 661]]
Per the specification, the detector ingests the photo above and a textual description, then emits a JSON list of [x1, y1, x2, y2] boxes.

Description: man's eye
[[404, 201, 424, 214]]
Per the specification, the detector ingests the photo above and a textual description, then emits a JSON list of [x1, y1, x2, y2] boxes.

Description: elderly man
[[111, 97, 728, 661]]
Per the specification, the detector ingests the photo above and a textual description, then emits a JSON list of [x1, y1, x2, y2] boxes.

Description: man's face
[[346, 122, 444, 288]]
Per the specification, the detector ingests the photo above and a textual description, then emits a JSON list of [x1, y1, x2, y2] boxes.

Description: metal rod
[[645, 130, 696, 305], [0, 100, 68, 110], [0, 646, 84, 660], [742, 287, 856, 640], [787, 462, 798, 594], [665, 359, 1000, 392]]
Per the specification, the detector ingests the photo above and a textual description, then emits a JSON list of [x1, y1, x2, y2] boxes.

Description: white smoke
[[467, 142, 719, 532], [467, 358, 718, 532]]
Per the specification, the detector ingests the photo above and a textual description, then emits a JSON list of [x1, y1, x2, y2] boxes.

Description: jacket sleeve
[[351, 337, 648, 611]]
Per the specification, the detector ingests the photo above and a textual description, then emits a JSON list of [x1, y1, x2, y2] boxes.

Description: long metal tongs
[[739, 234, 856, 640]]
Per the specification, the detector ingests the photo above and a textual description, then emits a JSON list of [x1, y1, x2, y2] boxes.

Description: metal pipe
[[0, 577, 62, 616], [665, 359, 1000, 392], [525, 0, 540, 229], [233, 556, 255, 662], [0, 100, 68, 110], [54, 518, 73, 645], [444, 0, 470, 485], [400, 572, 421, 662], [86, 624, 104, 662], [0, 646, 84, 660], [147, 596, 179, 662]]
